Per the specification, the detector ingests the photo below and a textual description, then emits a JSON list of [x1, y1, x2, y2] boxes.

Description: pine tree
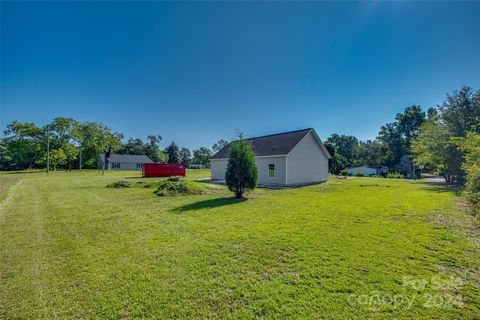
[[225, 140, 258, 198]]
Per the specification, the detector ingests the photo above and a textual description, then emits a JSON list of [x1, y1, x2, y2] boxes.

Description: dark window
[[268, 164, 275, 177], [136, 163, 143, 169], [112, 162, 120, 169]]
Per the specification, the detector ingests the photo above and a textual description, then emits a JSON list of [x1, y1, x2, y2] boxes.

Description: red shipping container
[[142, 163, 186, 177]]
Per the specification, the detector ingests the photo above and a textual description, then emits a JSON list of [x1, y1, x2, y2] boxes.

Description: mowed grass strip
[[0, 171, 478, 319]]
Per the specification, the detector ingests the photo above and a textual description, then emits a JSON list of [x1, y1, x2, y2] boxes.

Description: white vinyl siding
[[210, 129, 329, 186], [109, 162, 146, 170], [210, 159, 229, 180], [211, 156, 287, 185], [286, 131, 329, 184]]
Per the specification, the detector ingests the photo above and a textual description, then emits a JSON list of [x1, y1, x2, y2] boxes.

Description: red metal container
[[143, 163, 186, 177]]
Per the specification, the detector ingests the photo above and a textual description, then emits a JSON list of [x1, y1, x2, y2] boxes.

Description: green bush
[[340, 169, 348, 176], [154, 177, 207, 196], [225, 140, 258, 198], [464, 171, 480, 214], [386, 173, 405, 179], [369, 174, 383, 178], [355, 171, 364, 177], [456, 132, 480, 215], [106, 180, 131, 188]]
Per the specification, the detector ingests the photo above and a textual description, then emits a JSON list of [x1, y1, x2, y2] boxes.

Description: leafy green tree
[[212, 139, 229, 153], [49, 149, 67, 171], [427, 107, 438, 120], [3, 121, 45, 169], [120, 138, 146, 155], [430, 86, 480, 183], [145, 135, 163, 162], [192, 147, 213, 167], [0, 138, 13, 170], [165, 142, 181, 164], [118, 134, 167, 163], [179, 147, 192, 165], [438, 86, 480, 183], [395, 105, 426, 151], [73, 122, 123, 168], [354, 140, 383, 167], [455, 132, 480, 213], [154, 150, 169, 163], [412, 118, 450, 173], [50, 117, 77, 147], [377, 123, 406, 169], [323, 142, 344, 174], [412, 87, 480, 183], [63, 143, 79, 171], [440, 86, 480, 136], [225, 140, 258, 198], [325, 134, 358, 168]]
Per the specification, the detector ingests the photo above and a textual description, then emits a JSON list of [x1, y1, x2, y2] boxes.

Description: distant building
[[347, 166, 385, 176], [210, 128, 331, 187], [97, 154, 153, 170]]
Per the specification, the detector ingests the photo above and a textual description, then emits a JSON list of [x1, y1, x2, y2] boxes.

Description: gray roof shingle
[[211, 128, 314, 159], [98, 154, 153, 163]]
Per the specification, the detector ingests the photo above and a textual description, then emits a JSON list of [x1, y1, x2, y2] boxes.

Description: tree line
[[1, 86, 478, 211], [0, 118, 229, 170], [325, 86, 479, 179], [325, 86, 479, 213], [324, 104, 429, 176]]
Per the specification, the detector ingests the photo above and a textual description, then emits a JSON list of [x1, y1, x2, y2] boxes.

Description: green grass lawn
[[0, 170, 478, 319]]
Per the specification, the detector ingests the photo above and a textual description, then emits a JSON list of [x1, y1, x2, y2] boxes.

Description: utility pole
[[46, 125, 50, 174]]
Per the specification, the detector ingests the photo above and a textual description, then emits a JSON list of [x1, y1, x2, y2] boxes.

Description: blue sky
[[1, 1, 479, 150]]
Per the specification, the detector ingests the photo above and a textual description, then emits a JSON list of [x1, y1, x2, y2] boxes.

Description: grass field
[[0, 170, 478, 319]]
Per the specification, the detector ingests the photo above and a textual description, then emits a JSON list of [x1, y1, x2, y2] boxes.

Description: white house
[[210, 128, 331, 187], [347, 166, 385, 176], [97, 154, 153, 170]]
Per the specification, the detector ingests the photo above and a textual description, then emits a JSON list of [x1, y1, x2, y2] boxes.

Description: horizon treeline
[[1, 86, 478, 185], [325, 86, 479, 181], [0, 118, 218, 171]]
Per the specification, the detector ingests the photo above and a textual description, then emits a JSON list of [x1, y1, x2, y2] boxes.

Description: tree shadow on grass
[[4, 170, 45, 175], [172, 197, 245, 212], [419, 181, 462, 195]]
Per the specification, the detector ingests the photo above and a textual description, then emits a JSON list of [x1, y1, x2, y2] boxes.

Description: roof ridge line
[[245, 128, 312, 141]]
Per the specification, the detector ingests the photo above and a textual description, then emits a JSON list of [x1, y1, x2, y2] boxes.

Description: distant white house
[[210, 128, 331, 186], [97, 154, 153, 170], [348, 166, 385, 176]]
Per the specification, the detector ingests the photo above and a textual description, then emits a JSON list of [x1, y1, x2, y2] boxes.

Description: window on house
[[136, 163, 143, 169], [112, 162, 120, 169], [268, 164, 275, 177]]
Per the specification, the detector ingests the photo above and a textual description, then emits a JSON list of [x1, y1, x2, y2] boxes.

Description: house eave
[[210, 154, 288, 161]]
